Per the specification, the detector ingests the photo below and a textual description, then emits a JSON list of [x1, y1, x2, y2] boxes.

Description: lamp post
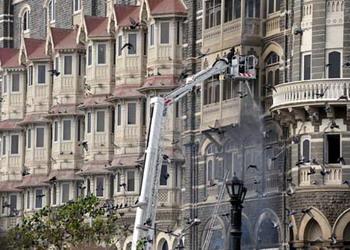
[[226, 175, 247, 250]]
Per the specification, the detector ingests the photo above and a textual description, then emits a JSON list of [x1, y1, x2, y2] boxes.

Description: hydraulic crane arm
[[132, 55, 256, 250]]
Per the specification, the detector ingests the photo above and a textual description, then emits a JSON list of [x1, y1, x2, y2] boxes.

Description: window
[[116, 173, 121, 192], [73, 0, 81, 12], [22, 10, 29, 31], [96, 111, 105, 132], [206, 144, 220, 185], [328, 51, 341, 78], [63, 120, 71, 141], [62, 183, 70, 203], [2, 136, 6, 155], [52, 184, 57, 205], [150, 24, 154, 46], [1, 197, 5, 214], [326, 134, 341, 164], [207, 159, 214, 184], [205, 0, 221, 29], [96, 177, 104, 197], [160, 165, 168, 186], [176, 21, 180, 45], [9, 195, 17, 216], [127, 171, 135, 191], [54, 121, 58, 142], [27, 129, 31, 148], [28, 66, 33, 86], [26, 191, 30, 209], [55, 57, 59, 72], [10, 135, 19, 155], [97, 44, 106, 64], [118, 36, 122, 56], [87, 179, 91, 195], [12, 74, 20, 92], [88, 46, 92, 65], [203, 79, 220, 105], [3, 75, 7, 93], [143, 32, 147, 55], [49, 0, 55, 22], [223, 78, 239, 100], [87, 112, 91, 133], [268, 0, 280, 14], [303, 54, 311, 80], [117, 104, 121, 126], [64, 56, 72, 75], [35, 189, 43, 208], [127, 103, 136, 125], [36, 127, 44, 148], [301, 138, 311, 162], [109, 175, 114, 198], [77, 118, 81, 141], [160, 22, 170, 44], [128, 34, 137, 55], [37, 65, 46, 84], [113, 41, 116, 64]]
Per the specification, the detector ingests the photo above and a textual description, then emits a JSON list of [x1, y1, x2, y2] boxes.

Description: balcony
[[271, 79, 350, 110], [201, 98, 241, 129]]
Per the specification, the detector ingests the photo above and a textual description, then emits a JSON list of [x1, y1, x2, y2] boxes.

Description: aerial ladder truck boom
[[131, 54, 257, 250]]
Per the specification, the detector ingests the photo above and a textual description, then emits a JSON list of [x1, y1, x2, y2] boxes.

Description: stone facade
[[0, 0, 349, 250]]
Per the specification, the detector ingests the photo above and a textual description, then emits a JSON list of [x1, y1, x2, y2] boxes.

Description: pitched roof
[[45, 169, 83, 182], [0, 119, 22, 131], [47, 104, 84, 117], [0, 48, 22, 68], [50, 27, 84, 50], [17, 113, 50, 126], [0, 180, 22, 192], [78, 160, 113, 175], [24, 38, 50, 60], [114, 4, 140, 27], [147, 0, 187, 16], [84, 15, 110, 37], [139, 75, 178, 91], [79, 94, 113, 109], [17, 175, 50, 188], [110, 85, 144, 100]]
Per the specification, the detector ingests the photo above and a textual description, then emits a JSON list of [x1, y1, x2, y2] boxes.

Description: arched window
[[206, 144, 222, 185], [301, 138, 311, 163], [22, 10, 30, 32], [328, 51, 341, 78], [161, 241, 169, 250], [257, 219, 280, 248], [304, 219, 322, 242], [264, 52, 280, 94]]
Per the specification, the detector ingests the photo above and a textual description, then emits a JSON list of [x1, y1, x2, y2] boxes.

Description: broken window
[[326, 134, 340, 164]]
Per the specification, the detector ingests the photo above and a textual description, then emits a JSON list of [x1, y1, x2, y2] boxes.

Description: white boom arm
[[132, 58, 233, 250]]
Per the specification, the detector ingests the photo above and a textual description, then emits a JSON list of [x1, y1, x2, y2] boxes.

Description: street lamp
[[226, 175, 247, 250]]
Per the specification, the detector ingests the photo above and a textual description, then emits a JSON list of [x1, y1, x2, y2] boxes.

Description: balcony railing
[[271, 79, 350, 109]]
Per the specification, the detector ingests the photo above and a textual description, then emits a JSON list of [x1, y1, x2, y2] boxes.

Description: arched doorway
[[304, 219, 323, 247], [256, 219, 280, 249], [343, 223, 350, 248]]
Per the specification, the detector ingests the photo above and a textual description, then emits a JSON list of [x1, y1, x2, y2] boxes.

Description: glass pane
[[12, 74, 20, 91], [38, 65, 46, 84], [96, 111, 105, 132], [2, 136, 6, 155], [268, 0, 274, 13], [128, 103, 136, 125], [128, 34, 137, 54], [36, 128, 44, 147], [88, 46, 92, 65], [35, 189, 43, 208], [27, 129, 31, 148], [118, 36, 122, 56], [62, 183, 70, 202], [150, 24, 154, 45], [302, 139, 310, 162], [97, 44, 106, 64], [117, 104, 121, 125], [160, 22, 170, 44], [64, 56, 72, 75], [303, 54, 311, 80], [54, 121, 58, 141], [160, 165, 168, 186], [329, 51, 341, 78], [11, 135, 19, 154], [127, 171, 135, 191], [87, 112, 91, 133], [96, 177, 104, 196], [63, 120, 71, 140]]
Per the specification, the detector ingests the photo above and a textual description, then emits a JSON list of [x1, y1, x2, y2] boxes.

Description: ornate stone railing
[[271, 79, 350, 109]]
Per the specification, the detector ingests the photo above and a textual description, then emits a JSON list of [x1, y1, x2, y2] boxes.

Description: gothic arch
[[201, 215, 228, 250], [254, 208, 281, 247], [241, 213, 254, 247], [261, 42, 284, 62], [156, 232, 172, 250], [333, 208, 350, 241], [298, 207, 331, 241], [289, 214, 298, 241]]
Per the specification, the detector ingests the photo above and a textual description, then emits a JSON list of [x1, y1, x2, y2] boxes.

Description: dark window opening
[[326, 134, 340, 164], [328, 51, 341, 78], [303, 54, 311, 80]]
